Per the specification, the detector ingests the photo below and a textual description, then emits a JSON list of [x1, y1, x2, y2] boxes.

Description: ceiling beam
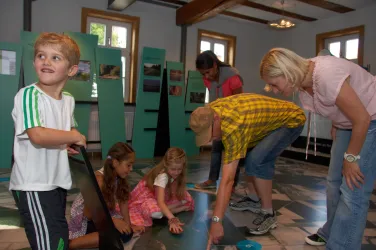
[[176, 0, 247, 25], [242, 1, 317, 21], [154, 0, 187, 6], [295, 0, 354, 13], [156, 0, 269, 24], [222, 11, 268, 24]]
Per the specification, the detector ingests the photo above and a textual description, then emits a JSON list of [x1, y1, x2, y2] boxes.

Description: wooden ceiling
[[150, 0, 376, 26]]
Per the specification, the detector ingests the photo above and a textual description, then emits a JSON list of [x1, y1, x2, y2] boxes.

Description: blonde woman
[[260, 48, 376, 249]]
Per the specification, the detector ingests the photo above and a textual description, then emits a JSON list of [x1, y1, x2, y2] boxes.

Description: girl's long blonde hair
[[260, 48, 310, 89], [144, 147, 187, 200]]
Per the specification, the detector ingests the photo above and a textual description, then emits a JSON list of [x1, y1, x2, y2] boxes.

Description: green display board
[[0, 43, 22, 168], [184, 71, 206, 156], [63, 32, 98, 140], [20, 31, 39, 86], [63, 32, 97, 102], [166, 61, 186, 149], [132, 47, 166, 159], [96, 47, 126, 159]]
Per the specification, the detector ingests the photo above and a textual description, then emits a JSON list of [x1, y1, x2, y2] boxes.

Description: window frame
[[81, 7, 140, 103], [197, 29, 236, 66], [316, 25, 364, 66]]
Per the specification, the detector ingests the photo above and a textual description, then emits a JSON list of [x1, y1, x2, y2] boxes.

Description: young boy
[[9, 32, 86, 250]]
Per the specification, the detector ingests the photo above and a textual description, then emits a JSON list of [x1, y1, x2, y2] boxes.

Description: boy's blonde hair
[[144, 148, 187, 200], [260, 48, 310, 90], [34, 32, 80, 67]]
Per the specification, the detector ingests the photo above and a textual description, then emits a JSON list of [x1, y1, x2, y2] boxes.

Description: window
[[87, 18, 132, 100], [316, 25, 364, 66], [81, 8, 140, 103], [325, 34, 359, 63], [197, 29, 236, 103]]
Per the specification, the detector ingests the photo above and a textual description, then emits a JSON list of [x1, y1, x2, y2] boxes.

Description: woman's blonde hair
[[144, 148, 187, 200], [260, 48, 310, 91]]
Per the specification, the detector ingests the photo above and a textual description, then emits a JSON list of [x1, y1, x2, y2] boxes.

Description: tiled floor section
[[0, 154, 375, 249]]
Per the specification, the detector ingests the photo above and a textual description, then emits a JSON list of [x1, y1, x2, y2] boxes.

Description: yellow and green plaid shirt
[[208, 93, 306, 164]]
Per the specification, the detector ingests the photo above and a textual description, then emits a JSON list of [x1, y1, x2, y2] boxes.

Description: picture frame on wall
[[99, 64, 121, 80], [72, 60, 91, 82], [0, 50, 16, 76], [143, 79, 160, 92], [143, 63, 161, 77]]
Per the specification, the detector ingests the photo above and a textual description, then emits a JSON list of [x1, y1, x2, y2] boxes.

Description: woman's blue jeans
[[318, 120, 376, 250]]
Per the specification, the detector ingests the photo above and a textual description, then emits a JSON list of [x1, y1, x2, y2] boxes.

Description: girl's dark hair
[[102, 142, 134, 210], [195, 50, 230, 70]]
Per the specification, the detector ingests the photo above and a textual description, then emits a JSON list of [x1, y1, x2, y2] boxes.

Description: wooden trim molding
[[81, 7, 140, 103], [197, 29, 237, 66], [316, 25, 364, 66]]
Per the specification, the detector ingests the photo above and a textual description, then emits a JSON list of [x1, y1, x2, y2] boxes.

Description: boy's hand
[[71, 129, 86, 148], [67, 146, 79, 156]]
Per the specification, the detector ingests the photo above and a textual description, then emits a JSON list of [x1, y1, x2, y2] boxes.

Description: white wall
[[0, 0, 23, 43], [273, 4, 376, 139], [277, 4, 376, 75]]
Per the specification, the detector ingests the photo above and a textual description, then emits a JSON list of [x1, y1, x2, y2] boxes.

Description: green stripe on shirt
[[23, 86, 42, 129], [22, 88, 29, 129]]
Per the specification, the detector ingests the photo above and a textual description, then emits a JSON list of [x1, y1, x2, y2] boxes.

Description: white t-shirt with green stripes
[[9, 84, 77, 191]]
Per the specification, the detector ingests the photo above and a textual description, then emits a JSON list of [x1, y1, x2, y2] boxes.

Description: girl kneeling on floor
[[68, 142, 145, 249], [128, 147, 195, 234]]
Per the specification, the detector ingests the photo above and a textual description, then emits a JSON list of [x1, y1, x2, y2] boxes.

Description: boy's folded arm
[[26, 127, 78, 147]]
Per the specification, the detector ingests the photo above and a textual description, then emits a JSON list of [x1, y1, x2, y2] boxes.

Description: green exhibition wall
[[63, 32, 98, 139], [20, 31, 39, 86], [132, 47, 166, 159], [0, 43, 22, 169], [166, 61, 185, 149], [184, 71, 206, 156], [96, 47, 126, 159], [63, 32, 97, 102]]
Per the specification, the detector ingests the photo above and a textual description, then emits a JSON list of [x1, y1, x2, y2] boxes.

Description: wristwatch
[[212, 216, 222, 223], [344, 152, 360, 163]]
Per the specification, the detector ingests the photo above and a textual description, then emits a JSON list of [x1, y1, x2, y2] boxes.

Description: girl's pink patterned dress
[[128, 179, 195, 227]]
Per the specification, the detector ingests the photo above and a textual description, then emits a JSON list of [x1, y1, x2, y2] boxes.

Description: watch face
[[212, 216, 219, 222], [346, 155, 356, 162]]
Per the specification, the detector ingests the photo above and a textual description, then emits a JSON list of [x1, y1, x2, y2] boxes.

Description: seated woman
[[68, 142, 144, 249]]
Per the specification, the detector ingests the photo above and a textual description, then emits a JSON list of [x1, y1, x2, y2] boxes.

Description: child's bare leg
[[167, 202, 183, 210], [170, 205, 190, 214], [69, 232, 99, 249]]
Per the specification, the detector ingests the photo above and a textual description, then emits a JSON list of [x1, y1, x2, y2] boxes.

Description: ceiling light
[[268, 18, 295, 29], [268, 0, 296, 29]]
